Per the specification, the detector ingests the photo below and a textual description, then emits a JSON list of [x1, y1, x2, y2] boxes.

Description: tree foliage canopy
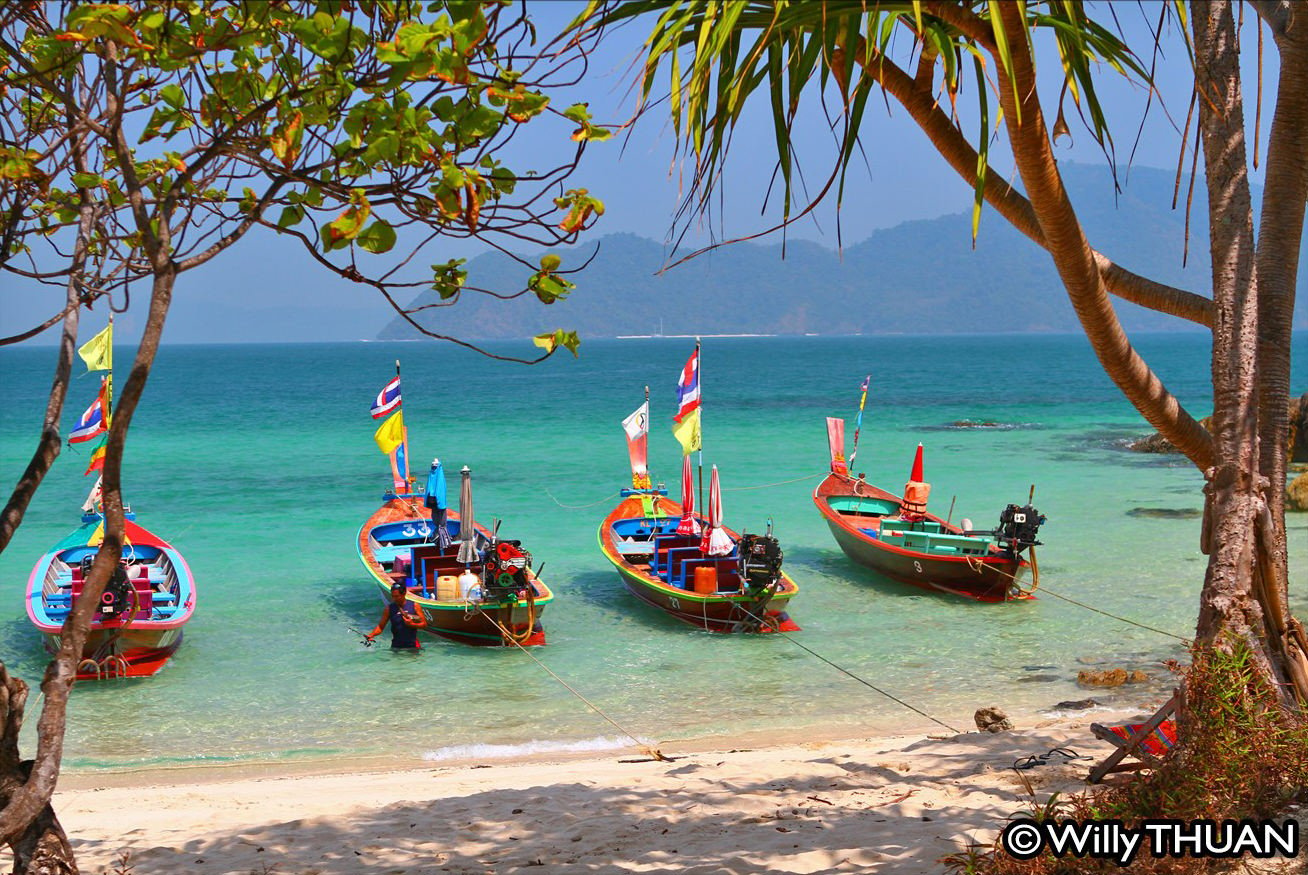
[[2, 0, 611, 357]]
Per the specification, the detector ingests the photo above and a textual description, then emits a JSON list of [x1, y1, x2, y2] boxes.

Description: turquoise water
[[1, 334, 1305, 771]]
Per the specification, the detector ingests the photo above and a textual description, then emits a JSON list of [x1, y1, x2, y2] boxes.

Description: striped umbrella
[[675, 454, 700, 536], [700, 465, 734, 556], [456, 465, 479, 564]]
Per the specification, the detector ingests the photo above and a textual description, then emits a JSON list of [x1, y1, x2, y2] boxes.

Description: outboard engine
[[996, 504, 1045, 555], [482, 540, 530, 601], [81, 557, 134, 618], [738, 531, 784, 594]]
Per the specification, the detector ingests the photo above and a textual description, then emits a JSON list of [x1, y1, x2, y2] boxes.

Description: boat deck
[[33, 552, 185, 626]]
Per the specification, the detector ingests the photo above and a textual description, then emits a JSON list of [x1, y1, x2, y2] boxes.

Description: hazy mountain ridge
[[380, 164, 1303, 340]]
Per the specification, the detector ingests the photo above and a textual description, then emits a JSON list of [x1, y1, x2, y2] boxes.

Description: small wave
[[420, 735, 644, 763]]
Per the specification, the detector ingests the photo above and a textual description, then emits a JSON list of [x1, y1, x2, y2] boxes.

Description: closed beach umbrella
[[426, 458, 452, 549], [701, 465, 734, 556], [457, 465, 479, 564], [675, 453, 700, 536]]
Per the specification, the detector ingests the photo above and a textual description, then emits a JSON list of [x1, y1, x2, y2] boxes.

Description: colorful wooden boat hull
[[813, 473, 1030, 602], [357, 494, 552, 647], [26, 514, 197, 680], [598, 492, 800, 633]]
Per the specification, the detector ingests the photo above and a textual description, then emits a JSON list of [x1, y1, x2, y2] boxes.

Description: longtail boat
[[27, 514, 197, 680], [599, 486, 800, 633], [598, 356, 800, 633], [814, 413, 1044, 602], [356, 364, 551, 646], [25, 321, 197, 679]]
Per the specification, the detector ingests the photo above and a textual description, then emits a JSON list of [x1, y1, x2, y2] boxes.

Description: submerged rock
[[1126, 507, 1203, 519], [1288, 472, 1308, 512], [1130, 391, 1308, 461], [974, 707, 1013, 733], [1077, 669, 1149, 687], [1053, 698, 1100, 710]]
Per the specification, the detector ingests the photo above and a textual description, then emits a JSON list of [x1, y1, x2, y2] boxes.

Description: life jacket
[[901, 480, 931, 518]]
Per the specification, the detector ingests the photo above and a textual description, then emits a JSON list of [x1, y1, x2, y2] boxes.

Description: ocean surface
[[1, 334, 1305, 772]]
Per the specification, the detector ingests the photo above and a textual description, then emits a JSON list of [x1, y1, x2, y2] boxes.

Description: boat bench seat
[[650, 535, 702, 574], [669, 556, 741, 591], [656, 545, 702, 581], [44, 590, 176, 606], [882, 530, 990, 555]]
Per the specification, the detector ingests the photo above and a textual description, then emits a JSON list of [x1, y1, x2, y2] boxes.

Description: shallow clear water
[[1, 333, 1304, 771]]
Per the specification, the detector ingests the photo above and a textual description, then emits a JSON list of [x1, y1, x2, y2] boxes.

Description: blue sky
[[1, 2, 1276, 345]]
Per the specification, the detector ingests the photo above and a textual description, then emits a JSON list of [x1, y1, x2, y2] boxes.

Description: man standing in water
[[365, 581, 427, 650]]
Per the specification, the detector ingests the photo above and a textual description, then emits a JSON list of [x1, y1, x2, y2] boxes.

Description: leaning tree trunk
[[1192, 0, 1308, 703]]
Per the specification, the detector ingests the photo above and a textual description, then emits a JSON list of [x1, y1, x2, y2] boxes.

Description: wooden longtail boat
[[26, 513, 197, 680], [359, 364, 550, 647], [814, 416, 1044, 602], [357, 491, 552, 647], [598, 488, 800, 633]]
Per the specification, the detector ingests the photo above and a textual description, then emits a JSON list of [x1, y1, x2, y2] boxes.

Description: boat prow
[[26, 514, 197, 680]]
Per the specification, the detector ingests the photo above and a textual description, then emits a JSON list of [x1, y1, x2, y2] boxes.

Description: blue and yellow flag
[[672, 407, 701, 456], [374, 410, 405, 454]]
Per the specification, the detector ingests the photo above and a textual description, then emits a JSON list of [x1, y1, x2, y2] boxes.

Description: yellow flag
[[374, 411, 405, 454], [672, 407, 701, 456], [78, 324, 113, 372]]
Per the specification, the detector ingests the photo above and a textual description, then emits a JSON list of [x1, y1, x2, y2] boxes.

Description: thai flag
[[371, 377, 402, 419], [674, 347, 700, 422], [68, 388, 106, 444]]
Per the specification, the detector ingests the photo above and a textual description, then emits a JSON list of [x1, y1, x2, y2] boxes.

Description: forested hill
[[378, 163, 1303, 340]]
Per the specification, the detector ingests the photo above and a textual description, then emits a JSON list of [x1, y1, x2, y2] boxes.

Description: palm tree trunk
[[1192, 0, 1308, 703], [989, 5, 1215, 472]]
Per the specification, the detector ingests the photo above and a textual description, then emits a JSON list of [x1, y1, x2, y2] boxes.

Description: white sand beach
[[41, 717, 1122, 875]]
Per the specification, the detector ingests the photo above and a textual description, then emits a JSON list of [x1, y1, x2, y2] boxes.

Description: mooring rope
[[721, 472, 825, 492], [544, 488, 622, 510], [1036, 586, 1191, 644], [484, 615, 669, 761], [544, 471, 824, 509], [736, 603, 963, 734], [977, 560, 1191, 644]]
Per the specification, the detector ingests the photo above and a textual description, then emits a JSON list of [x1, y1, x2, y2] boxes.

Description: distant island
[[379, 163, 1308, 341]]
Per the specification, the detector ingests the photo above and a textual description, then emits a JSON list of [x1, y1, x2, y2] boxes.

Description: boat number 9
[[669, 597, 680, 610], [914, 560, 923, 574]]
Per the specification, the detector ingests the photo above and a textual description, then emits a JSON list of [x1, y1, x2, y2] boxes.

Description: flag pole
[[696, 338, 703, 517], [105, 314, 114, 427], [395, 359, 410, 492], [644, 384, 650, 488], [848, 374, 871, 469]]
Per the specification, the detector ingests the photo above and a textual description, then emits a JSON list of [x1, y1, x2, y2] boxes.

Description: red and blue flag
[[69, 381, 107, 444], [371, 377, 402, 419], [674, 347, 700, 422]]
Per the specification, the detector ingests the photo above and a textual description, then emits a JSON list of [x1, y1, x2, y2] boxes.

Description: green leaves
[[7, 1, 603, 366], [356, 220, 397, 254], [533, 329, 581, 357], [562, 103, 612, 141], [431, 258, 468, 300]]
